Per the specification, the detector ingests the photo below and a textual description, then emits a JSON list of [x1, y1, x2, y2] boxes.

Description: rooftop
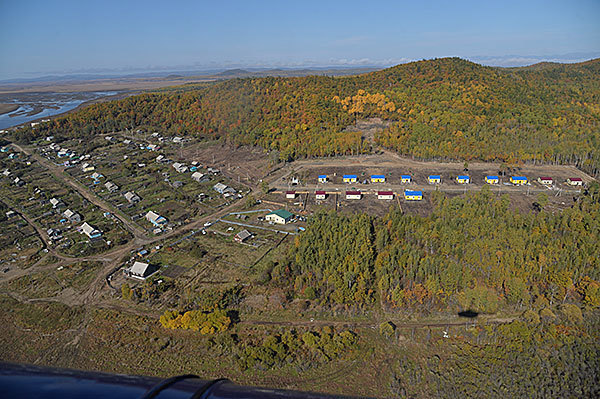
[[268, 209, 293, 219]]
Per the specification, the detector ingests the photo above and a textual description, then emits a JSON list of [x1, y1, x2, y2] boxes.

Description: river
[[0, 91, 118, 130]]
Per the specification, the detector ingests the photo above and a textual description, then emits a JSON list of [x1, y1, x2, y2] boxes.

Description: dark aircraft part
[[0, 362, 360, 399]]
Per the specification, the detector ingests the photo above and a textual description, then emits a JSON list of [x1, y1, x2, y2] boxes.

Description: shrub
[[159, 309, 231, 334]]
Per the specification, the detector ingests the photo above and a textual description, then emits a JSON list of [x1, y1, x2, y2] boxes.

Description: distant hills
[[12, 57, 600, 177]]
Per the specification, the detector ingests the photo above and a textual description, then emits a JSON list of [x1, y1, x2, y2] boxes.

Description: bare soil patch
[[343, 117, 394, 145], [181, 143, 274, 184], [0, 103, 19, 115]]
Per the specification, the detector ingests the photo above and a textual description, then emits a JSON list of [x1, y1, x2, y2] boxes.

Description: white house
[[50, 198, 62, 208], [63, 209, 81, 223], [172, 162, 187, 173], [80, 222, 101, 239], [124, 261, 158, 280], [145, 211, 167, 226], [191, 171, 205, 182], [124, 191, 141, 204], [105, 181, 119, 192], [81, 163, 95, 172]]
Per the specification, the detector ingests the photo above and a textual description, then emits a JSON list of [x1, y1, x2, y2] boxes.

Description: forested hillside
[[274, 183, 600, 312], [14, 57, 600, 176]]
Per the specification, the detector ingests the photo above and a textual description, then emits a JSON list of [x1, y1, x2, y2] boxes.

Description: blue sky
[[1, 0, 599, 79]]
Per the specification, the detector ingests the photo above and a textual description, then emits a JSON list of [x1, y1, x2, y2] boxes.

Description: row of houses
[[319, 173, 585, 186], [287, 190, 423, 201]]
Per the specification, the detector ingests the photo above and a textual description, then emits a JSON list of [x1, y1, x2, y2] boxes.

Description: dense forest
[[273, 183, 600, 313], [13, 57, 600, 176]]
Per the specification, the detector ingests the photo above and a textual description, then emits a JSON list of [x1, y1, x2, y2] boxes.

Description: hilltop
[[12, 57, 600, 177]]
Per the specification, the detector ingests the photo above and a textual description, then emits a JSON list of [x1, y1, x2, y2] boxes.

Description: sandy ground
[[0, 103, 19, 115]]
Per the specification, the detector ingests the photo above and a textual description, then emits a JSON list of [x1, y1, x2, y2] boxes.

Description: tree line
[[273, 183, 600, 312]]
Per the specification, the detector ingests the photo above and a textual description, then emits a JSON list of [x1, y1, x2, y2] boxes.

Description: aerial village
[[0, 130, 308, 289], [0, 127, 592, 290]]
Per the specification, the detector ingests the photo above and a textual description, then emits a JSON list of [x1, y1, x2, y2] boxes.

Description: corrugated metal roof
[[268, 209, 293, 219]]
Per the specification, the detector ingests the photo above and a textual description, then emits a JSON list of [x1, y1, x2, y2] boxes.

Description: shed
[[234, 229, 253, 243], [286, 191, 296, 199]]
